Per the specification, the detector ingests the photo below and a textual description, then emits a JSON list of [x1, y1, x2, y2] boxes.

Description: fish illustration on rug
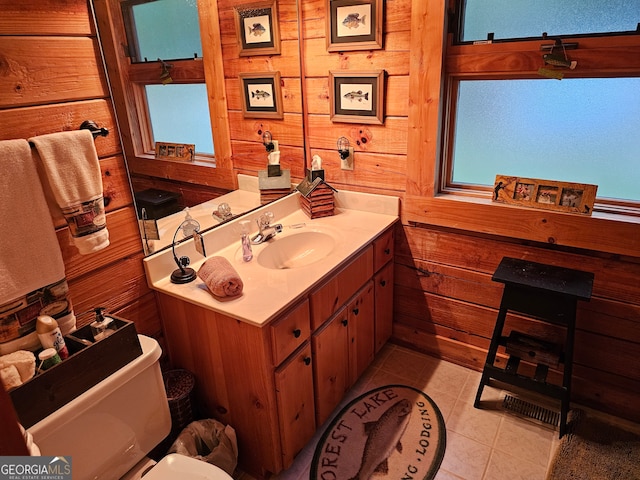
[[251, 89, 271, 100], [248, 22, 266, 37], [349, 398, 412, 480], [343, 90, 369, 102], [342, 12, 366, 29]]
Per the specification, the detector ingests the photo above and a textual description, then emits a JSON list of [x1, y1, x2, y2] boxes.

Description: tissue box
[[296, 177, 337, 219], [10, 316, 142, 428]]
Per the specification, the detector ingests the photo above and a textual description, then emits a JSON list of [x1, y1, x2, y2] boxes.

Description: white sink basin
[[257, 231, 336, 269]]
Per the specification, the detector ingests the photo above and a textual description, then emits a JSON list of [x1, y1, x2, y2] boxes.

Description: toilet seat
[[141, 454, 233, 479]]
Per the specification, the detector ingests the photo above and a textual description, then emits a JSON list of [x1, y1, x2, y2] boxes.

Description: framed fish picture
[[239, 71, 284, 119], [326, 0, 383, 52], [329, 70, 385, 125], [234, 0, 281, 57]]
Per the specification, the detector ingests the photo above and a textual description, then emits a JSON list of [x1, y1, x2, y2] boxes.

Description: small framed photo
[[234, 0, 281, 57], [329, 70, 385, 124], [493, 174, 597, 215], [155, 142, 195, 162], [326, 0, 383, 52], [239, 71, 284, 119]]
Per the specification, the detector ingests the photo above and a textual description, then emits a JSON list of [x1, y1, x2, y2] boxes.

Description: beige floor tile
[[446, 400, 503, 446], [484, 450, 548, 480], [493, 416, 554, 467], [439, 430, 492, 480]]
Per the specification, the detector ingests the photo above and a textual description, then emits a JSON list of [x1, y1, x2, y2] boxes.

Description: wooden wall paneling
[[114, 292, 163, 337], [231, 141, 306, 179], [59, 207, 142, 280], [67, 253, 152, 325], [227, 111, 304, 145], [0, 0, 93, 36], [0, 37, 108, 107], [572, 366, 640, 424], [100, 155, 135, 211], [303, 37, 410, 77], [398, 224, 640, 305], [306, 115, 408, 155], [0, 99, 120, 157], [222, 40, 303, 77], [307, 148, 406, 192]]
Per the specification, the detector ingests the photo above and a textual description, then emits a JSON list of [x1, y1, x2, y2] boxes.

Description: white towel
[[0, 140, 67, 304], [29, 130, 109, 255]]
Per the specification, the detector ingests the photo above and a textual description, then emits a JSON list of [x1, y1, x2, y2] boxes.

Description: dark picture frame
[[329, 70, 385, 124], [326, 0, 383, 52], [234, 0, 281, 57], [239, 71, 284, 119]]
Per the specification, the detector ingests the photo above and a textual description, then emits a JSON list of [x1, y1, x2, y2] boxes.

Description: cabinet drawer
[[270, 299, 310, 366], [373, 227, 395, 273], [310, 246, 373, 331]]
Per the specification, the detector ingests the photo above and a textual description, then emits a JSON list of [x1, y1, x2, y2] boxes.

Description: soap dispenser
[[240, 220, 253, 262], [90, 307, 116, 341]]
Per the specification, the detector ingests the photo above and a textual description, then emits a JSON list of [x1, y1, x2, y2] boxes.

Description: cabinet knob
[[341, 318, 348, 327], [293, 328, 301, 338], [380, 279, 386, 287], [352, 307, 359, 315], [384, 248, 390, 255], [303, 356, 311, 366]]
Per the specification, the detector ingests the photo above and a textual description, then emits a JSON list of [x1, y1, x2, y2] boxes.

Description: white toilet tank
[[28, 335, 171, 480]]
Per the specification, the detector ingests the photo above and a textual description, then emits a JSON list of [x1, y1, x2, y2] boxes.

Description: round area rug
[[311, 385, 446, 480]]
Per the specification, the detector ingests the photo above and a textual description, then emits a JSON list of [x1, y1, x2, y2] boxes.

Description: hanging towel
[[0, 139, 67, 304], [197, 257, 244, 298], [29, 130, 109, 255]]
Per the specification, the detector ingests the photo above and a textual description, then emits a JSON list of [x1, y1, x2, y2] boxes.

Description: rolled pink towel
[[197, 257, 244, 297]]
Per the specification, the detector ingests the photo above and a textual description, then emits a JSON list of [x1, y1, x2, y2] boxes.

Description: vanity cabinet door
[[348, 281, 375, 385], [312, 306, 350, 426], [274, 342, 316, 470], [374, 261, 394, 353]]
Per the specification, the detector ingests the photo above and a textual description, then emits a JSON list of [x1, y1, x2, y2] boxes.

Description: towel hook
[[80, 120, 109, 139]]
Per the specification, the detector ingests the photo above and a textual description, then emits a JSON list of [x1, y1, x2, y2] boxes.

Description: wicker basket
[[163, 369, 196, 436]]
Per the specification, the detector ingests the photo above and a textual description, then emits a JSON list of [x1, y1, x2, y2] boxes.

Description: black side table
[[474, 257, 594, 437]]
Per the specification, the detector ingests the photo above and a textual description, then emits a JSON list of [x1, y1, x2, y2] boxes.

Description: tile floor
[[236, 343, 635, 480]]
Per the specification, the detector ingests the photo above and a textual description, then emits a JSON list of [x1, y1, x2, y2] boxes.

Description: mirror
[[94, 0, 307, 256]]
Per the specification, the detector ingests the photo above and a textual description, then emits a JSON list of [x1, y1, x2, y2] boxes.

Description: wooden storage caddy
[[10, 316, 142, 428]]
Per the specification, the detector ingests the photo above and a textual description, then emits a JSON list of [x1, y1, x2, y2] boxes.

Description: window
[[458, 0, 640, 43], [120, 0, 214, 160], [443, 0, 640, 211]]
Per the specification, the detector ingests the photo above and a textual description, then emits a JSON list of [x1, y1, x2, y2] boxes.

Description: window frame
[[441, 2, 640, 215], [404, 0, 640, 258], [94, 0, 234, 189]]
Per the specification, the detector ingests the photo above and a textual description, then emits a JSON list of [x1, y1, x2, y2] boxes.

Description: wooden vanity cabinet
[[157, 225, 396, 477]]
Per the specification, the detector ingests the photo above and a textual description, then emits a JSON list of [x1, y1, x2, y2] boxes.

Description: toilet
[[27, 335, 233, 480]]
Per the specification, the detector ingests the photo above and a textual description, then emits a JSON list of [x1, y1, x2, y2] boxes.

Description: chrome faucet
[[251, 212, 282, 244]]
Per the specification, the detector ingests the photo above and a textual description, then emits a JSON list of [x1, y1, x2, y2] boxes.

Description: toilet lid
[[143, 454, 233, 480]]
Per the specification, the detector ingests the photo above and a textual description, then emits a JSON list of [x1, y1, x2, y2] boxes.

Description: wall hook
[[80, 120, 109, 139]]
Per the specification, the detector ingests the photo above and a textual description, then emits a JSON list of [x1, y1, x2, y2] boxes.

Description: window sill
[[404, 193, 640, 257], [127, 155, 236, 190]]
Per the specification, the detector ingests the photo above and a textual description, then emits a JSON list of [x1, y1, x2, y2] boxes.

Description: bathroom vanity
[[144, 191, 398, 477]]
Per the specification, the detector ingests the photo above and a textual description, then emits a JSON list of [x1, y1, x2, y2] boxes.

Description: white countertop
[[144, 190, 399, 327]]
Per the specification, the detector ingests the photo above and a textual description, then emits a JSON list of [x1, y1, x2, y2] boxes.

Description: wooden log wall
[[0, 1, 164, 347]]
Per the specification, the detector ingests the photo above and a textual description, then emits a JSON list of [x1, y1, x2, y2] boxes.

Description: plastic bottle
[[36, 315, 69, 359], [240, 220, 253, 262], [90, 307, 117, 341]]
